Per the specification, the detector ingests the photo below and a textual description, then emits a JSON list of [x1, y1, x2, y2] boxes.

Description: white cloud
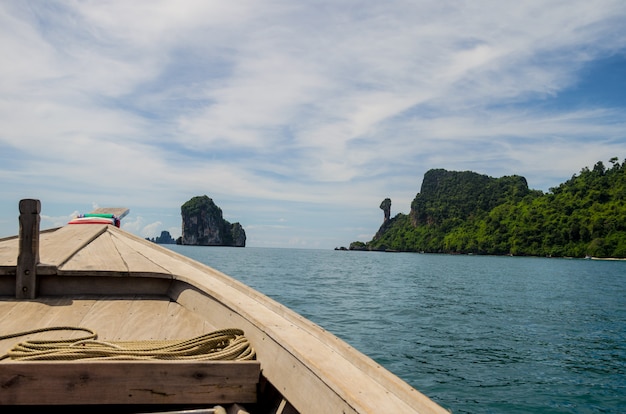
[[40, 212, 76, 229], [121, 216, 145, 236], [142, 221, 163, 239], [0, 0, 625, 247], [167, 226, 181, 240]]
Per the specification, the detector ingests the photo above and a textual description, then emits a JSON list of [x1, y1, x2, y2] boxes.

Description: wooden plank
[[107, 229, 173, 276], [0, 229, 59, 273], [109, 228, 183, 275], [157, 300, 217, 340], [38, 225, 107, 267], [0, 360, 260, 405], [16, 199, 41, 299], [0, 228, 58, 275], [74, 296, 136, 340], [70, 296, 211, 342], [0, 237, 18, 267], [32, 297, 99, 340], [59, 231, 128, 273], [0, 298, 69, 332], [0, 296, 216, 356], [107, 227, 227, 288], [111, 297, 172, 341], [0, 298, 72, 355]]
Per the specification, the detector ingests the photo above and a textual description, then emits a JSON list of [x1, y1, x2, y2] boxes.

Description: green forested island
[[351, 157, 626, 258]]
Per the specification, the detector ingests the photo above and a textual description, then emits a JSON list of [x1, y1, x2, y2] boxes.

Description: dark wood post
[[16, 199, 41, 299]]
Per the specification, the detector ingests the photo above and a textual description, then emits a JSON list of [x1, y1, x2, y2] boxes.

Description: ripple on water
[[167, 246, 626, 414]]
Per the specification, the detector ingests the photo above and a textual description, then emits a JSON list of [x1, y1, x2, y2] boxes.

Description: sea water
[[166, 245, 626, 414]]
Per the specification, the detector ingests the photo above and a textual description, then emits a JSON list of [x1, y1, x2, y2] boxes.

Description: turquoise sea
[[166, 245, 626, 414]]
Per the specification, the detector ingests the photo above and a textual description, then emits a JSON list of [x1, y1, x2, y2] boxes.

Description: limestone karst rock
[[155, 230, 176, 244], [180, 195, 246, 247], [380, 198, 391, 222]]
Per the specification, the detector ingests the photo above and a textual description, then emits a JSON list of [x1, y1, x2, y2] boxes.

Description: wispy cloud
[[1, 0, 625, 247]]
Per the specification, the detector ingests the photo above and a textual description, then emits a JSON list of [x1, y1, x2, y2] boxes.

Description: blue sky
[[1, 1, 625, 249]]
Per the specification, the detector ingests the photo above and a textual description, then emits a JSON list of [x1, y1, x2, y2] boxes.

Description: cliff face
[[180, 195, 246, 247], [409, 169, 529, 226], [154, 230, 176, 244], [230, 222, 247, 247], [362, 168, 534, 253]]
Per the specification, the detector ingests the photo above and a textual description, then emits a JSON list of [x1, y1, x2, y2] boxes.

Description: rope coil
[[0, 327, 255, 361]]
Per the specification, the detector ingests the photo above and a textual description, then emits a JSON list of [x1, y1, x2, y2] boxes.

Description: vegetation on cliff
[[354, 157, 626, 258]]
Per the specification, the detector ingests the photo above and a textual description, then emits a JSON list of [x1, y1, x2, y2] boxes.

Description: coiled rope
[[0, 326, 255, 361]]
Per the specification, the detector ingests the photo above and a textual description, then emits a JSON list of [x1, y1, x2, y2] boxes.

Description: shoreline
[[340, 248, 626, 261]]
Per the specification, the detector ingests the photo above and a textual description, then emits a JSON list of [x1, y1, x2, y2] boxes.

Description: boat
[[0, 199, 449, 413]]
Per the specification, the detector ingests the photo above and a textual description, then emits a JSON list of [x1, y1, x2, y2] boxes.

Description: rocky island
[[150, 230, 176, 244], [350, 157, 626, 258], [179, 195, 246, 247]]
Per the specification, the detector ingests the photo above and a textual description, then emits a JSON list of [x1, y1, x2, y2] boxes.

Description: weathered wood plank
[[38, 275, 172, 296], [1, 296, 219, 356], [107, 230, 173, 276], [0, 237, 18, 267], [39, 225, 107, 267], [35, 297, 99, 340], [157, 300, 217, 340], [0, 298, 71, 355], [0, 360, 260, 405], [74, 296, 136, 340], [59, 231, 128, 273], [108, 227, 228, 288], [111, 297, 172, 341], [16, 199, 40, 299], [0, 229, 58, 271], [109, 228, 183, 276]]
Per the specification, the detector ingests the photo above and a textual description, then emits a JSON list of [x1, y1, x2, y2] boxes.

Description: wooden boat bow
[[0, 200, 449, 413]]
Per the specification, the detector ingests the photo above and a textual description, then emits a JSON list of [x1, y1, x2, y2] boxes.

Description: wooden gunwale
[[0, 223, 448, 413]]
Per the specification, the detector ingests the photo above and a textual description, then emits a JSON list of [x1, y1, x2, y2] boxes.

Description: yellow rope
[[0, 327, 255, 361]]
